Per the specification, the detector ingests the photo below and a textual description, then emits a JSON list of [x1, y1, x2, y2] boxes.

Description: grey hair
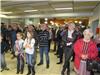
[[83, 28, 93, 37]]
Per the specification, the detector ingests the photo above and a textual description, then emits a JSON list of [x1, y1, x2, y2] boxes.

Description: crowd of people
[[0, 22, 100, 75]]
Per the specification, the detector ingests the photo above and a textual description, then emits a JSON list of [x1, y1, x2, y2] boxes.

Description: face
[[41, 24, 47, 30], [27, 32, 32, 39], [68, 24, 75, 30], [17, 33, 22, 40], [84, 30, 92, 40]]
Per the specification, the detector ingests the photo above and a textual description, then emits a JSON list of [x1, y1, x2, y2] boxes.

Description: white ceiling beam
[[4, 12, 93, 18]]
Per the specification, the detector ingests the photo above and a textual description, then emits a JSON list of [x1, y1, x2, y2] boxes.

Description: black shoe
[[37, 63, 43, 66], [26, 65, 31, 75], [54, 53, 58, 55], [0, 69, 4, 72], [56, 62, 62, 64], [5, 67, 9, 70], [20, 71, 23, 74], [46, 64, 49, 69], [16, 72, 19, 74], [32, 66, 35, 75], [61, 71, 64, 75]]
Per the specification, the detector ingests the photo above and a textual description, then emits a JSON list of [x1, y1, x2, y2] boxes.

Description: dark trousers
[[58, 46, 63, 62], [39, 46, 50, 65], [53, 39, 57, 51], [17, 54, 24, 73], [62, 46, 73, 75], [48, 39, 51, 52]]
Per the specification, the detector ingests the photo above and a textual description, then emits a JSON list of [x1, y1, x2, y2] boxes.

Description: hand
[[25, 44, 31, 49], [66, 42, 72, 46], [81, 54, 88, 60]]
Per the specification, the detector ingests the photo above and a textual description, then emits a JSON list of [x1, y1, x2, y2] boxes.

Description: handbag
[[87, 59, 100, 73]]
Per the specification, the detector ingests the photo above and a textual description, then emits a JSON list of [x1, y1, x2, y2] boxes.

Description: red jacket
[[74, 39, 98, 70]]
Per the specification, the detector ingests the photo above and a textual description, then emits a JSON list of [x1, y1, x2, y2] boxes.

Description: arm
[[74, 40, 82, 58], [88, 42, 98, 59]]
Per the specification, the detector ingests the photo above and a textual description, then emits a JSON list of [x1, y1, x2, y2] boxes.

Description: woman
[[74, 29, 98, 75]]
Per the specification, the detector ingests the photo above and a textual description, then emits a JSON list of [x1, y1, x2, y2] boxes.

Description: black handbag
[[87, 59, 100, 73]]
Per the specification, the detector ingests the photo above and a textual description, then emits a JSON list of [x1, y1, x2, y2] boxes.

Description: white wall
[[89, 3, 100, 27]]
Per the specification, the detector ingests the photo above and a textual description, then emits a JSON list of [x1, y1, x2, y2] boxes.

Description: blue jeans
[[39, 46, 50, 65], [17, 54, 24, 72], [1, 53, 7, 70], [26, 53, 34, 66]]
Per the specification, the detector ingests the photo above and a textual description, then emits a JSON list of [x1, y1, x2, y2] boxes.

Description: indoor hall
[[0, 0, 100, 75]]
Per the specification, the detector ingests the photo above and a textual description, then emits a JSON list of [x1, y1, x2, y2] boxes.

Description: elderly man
[[37, 24, 50, 69], [61, 22, 78, 75]]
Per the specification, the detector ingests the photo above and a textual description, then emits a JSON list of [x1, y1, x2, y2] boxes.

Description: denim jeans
[[26, 53, 34, 66], [1, 53, 7, 70], [39, 46, 50, 65], [17, 54, 24, 72]]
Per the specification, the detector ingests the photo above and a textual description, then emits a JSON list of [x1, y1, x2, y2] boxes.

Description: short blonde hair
[[68, 22, 75, 28]]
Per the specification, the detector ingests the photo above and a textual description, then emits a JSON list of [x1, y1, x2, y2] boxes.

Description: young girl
[[15, 32, 24, 74], [23, 31, 35, 75]]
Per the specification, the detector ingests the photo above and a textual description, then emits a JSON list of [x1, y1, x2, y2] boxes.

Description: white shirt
[[67, 30, 74, 46], [23, 38, 35, 54], [68, 30, 74, 38], [15, 39, 24, 53]]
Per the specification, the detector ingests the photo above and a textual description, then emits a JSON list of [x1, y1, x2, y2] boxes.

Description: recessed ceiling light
[[45, 18, 48, 21], [75, 21, 78, 23], [24, 10, 38, 12], [79, 21, 82, 24], [54, 8, 72, 10], [0, 11, 12, 14]]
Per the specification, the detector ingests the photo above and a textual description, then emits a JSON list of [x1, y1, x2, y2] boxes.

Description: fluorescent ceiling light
[[24, 10, 38, 12], [54, 7, 72, 10], [0, 12, 12, 14], [0, 14, 7, 18]]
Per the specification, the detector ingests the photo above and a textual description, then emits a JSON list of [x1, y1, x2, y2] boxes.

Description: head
[[28, 25, 34, 32], [16, 32, 23, 40], [83, 29, 93, 40], [27, 31, 33, 39], [41, 24, 48, 31], [68, 22, 75, 30]]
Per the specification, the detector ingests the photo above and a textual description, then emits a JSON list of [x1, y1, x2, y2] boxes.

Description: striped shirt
[[38, 30, 49, 47]]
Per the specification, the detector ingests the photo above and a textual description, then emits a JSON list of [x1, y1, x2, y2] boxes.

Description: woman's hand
[[81, 54, 88, 60]]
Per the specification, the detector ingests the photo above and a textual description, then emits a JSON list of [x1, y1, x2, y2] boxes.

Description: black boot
[[67, 70, 70, 75], [26, 65, 31, 75], [32, 66, 35, 75]]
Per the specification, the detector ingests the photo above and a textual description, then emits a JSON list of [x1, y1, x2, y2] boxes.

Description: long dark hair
[[26, 31, 34, 44]]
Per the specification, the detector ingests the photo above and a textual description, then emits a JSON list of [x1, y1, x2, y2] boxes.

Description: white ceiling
[[1, 0, 100, 18]]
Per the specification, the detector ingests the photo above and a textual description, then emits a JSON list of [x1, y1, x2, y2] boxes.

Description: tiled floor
[[0, 49, 76, 75]]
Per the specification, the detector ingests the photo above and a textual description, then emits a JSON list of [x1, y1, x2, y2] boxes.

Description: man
[[37, 24, 50, 69], [61, 22, 78, 75]]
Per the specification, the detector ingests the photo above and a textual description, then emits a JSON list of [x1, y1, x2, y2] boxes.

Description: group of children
[[0, 31, 36, 75]]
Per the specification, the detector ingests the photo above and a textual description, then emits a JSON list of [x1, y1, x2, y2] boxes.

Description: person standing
[[15, 32, 24, 74], [0, 34, 9, 72], [37, 24, 50, 69], [23, 31, 35, 75], [61, 22, 78, 75], [74, 29, 98, 75]]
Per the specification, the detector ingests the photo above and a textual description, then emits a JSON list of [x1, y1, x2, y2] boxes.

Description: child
[[23, 31, 35, 75], [15, 32, 24, 74]]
